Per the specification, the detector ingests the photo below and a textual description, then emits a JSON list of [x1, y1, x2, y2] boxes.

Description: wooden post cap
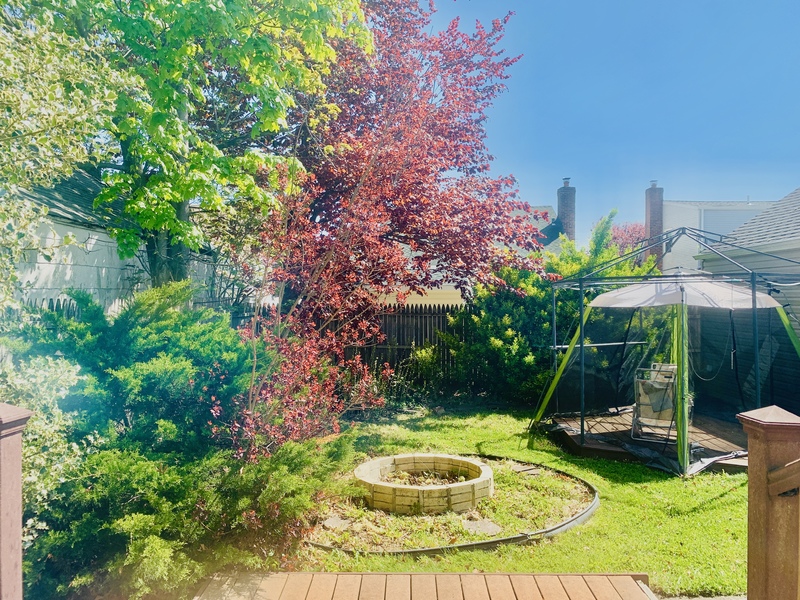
[[738, 405, 800, 439], [0, 403, 32, 438]]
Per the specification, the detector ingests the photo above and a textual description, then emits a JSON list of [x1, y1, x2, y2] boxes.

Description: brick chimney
[[645, 180, 664, 267], [557, 177, 576, 240]]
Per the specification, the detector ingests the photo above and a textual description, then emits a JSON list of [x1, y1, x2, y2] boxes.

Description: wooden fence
[[230, 303, 473, 375], [347, 304, 473, 375]]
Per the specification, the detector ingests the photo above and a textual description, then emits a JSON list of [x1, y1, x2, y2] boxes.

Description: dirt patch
[[382, 470, 468, 485]]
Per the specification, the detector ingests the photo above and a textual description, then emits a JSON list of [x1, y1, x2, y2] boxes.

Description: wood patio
[[193, 572, 657, 600], [551, 410, 748, 472]]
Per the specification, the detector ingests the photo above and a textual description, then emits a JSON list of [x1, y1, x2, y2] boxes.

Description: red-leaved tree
[[611, 221, 647, 254], [211, 0, 549, 458]]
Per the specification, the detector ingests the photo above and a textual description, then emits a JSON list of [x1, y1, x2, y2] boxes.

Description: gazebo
[[533, 227, 800, 475]]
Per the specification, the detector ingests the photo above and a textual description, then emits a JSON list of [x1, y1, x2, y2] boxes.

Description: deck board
[[257, 573, 288, 600], [460, 574, 490, 600], [332, 574, 362, 600], [583, 575, 623, 600], [534, 576, 569, 600], [552, 411, 747, 471], [360, 574, 387, 600], [384, 574, 410, 600], [608, 576, 650, 600], [485, 574, 516, 599], [508, 574, 543, 600], [436, 573, 464, 600], [195, 573, 654, 600], [307, 574, 338, 600]]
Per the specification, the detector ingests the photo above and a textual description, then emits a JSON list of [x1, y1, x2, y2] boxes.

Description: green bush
[[432, 212, 657, 404], [0, 356, 92, 547], [12, 283, 370, 598], [24, 436, 355, 599], [26, 282, 251, 455]]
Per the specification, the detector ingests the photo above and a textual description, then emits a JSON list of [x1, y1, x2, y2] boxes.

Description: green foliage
[[434, 212, 657, 403], [0, 197, 48, 309], [26, 282, 250, 454], [0, 12, 122, 189], [0, 7, 126, 305], [15, 282, 365, 597], [25, 436, 356, 599], [0, 356, 91, 547], [14, 0, 371, 278]]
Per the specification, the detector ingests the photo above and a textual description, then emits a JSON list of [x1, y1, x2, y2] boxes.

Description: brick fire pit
[[354, 453, 494, 514]]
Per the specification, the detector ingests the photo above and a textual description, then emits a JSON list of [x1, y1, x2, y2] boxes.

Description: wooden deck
[[193, 572, 657, 600], [551, 411, 748, 472]]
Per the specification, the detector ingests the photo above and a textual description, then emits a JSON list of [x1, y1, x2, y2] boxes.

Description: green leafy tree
[[0, 357, 92, 546], [436, 211, 657, 403], [0, 11, 124, 307], [14, 0, 370, 285]]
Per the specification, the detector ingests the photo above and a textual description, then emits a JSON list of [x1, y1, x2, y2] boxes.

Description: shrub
[[26, 282, 251, 455], [0, 356, 92, 546], [434, 212, 657, 404], [24, 435, 356, 599]]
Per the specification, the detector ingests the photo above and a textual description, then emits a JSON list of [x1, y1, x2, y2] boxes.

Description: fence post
[[0, 403, 32, 600], [738, 405, 800, 600]]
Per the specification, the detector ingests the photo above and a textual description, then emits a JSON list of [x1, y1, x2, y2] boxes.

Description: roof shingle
[[723, 187, 800, 248]]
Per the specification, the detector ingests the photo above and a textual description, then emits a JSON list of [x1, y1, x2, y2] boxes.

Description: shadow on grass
[[353, 400, 676, 488], [663, 478, 748, 517]]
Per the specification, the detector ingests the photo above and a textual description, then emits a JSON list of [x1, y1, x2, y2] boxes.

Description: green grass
[[295, 403, 747, 597]]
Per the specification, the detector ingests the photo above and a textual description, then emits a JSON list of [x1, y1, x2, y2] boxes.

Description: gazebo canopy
[[590, 277, 782, 310]]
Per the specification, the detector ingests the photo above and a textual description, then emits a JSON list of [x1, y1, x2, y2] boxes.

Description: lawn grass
[[296, 403, 747, 597]]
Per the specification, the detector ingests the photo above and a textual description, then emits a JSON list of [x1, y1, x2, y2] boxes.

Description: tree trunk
[[145, 200, 190, 286]]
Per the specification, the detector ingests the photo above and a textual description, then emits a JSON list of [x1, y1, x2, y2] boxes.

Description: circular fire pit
[[354, 453, 493, 514]]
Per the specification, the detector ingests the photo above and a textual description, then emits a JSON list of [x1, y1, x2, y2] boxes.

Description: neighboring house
[[697, 186, 800, 332], [15, 171, 218, 313], [15, 171, 145, 313], [698, 186, 800, 274], [644, 180, 774, 271], [401, 178, 577, 306]]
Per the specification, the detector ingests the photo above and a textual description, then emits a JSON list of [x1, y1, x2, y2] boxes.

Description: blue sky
[[430, 0, 800, 245]]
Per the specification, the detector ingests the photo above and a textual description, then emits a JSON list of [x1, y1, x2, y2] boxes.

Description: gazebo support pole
[[579, 280, 586, 446], [551, 289, 558, 372], [676, 294, 690, 475], [752, 272, 761, 408]]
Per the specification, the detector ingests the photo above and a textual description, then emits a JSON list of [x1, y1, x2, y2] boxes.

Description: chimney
[[645, 180, 664, 267], [557, 177, 576, 240]]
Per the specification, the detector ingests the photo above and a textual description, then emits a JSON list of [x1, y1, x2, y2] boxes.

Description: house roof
[[16, 170, 127, 230], [720, 187, 800, 249], [526, 204, 565, 251]]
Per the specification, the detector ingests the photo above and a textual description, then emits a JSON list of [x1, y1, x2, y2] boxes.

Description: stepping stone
[[322, 515, 351, 530], [462, 518, 502, 536]]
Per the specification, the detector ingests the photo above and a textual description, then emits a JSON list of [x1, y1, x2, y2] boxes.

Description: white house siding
[[17, 221, 144, 313], [661, 201, 772, 272]]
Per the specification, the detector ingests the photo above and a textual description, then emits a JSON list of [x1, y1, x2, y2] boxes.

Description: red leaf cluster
[[611, 222, 647, 254], [213, 312, 387, 461]]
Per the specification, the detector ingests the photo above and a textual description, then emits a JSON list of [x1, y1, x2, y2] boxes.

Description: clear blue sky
[[430, 0, 800, 245]]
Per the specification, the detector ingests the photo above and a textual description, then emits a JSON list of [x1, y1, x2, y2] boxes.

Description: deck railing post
[[738, 405, 800, 600], [0, 403, 32, 600]]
